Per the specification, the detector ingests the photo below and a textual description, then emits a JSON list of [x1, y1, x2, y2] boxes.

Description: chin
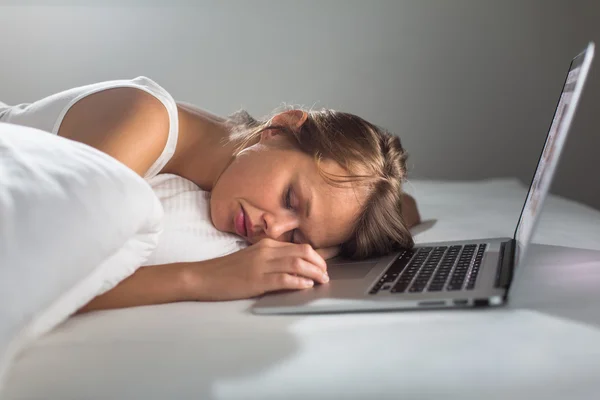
[[212, 218, 226, 233]]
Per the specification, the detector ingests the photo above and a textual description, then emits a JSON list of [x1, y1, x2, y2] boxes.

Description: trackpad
[[327, 261, 377, 280]]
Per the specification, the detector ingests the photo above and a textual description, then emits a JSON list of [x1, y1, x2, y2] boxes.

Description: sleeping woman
[[0, 76, 420, 311]]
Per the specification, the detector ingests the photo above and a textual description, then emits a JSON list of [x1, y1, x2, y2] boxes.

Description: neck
[[164, 104, 242, 191]]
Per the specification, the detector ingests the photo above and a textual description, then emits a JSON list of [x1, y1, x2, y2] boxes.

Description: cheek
[[209, 166, 243, 230], [228, 155, 284, 196], [209, 150, 293, 229], [208, 186, 227, 231], [208, 157, 269, 230]]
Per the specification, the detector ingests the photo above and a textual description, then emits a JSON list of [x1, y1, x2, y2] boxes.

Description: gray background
[[1, 0, 599, 210]]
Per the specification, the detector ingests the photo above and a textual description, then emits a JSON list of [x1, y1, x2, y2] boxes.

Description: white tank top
[[0, 76, 179, 180]]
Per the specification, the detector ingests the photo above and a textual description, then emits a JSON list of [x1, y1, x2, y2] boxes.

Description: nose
[[263, 211, 299, 241]]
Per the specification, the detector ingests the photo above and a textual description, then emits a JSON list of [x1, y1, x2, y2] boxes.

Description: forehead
[[297, 158, 366, 249]]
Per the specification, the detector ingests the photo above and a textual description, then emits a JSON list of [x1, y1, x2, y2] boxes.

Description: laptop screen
[[512, 44, 594, 268]]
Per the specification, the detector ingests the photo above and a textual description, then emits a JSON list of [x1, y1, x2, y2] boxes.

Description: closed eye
[[284, 185, 298, 243], [285, 186, 294, 210]]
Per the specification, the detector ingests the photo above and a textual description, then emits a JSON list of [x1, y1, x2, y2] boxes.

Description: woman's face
[[210, 133, 364, 250]]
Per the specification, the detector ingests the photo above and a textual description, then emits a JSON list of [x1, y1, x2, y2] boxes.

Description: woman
[[0, 76, 420, 311]]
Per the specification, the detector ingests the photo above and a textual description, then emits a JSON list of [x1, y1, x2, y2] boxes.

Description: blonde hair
[[227, 108, 415, 259]]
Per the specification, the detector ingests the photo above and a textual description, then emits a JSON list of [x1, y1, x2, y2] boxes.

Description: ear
[[260, 110, 308, 143], [271, 109, 308, 130]]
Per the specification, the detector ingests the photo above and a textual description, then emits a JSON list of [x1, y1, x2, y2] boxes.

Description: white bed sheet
[[5, 178, 600, 400]]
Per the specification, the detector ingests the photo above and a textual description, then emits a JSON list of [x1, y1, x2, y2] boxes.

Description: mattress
[[4, 178, 600, 400]]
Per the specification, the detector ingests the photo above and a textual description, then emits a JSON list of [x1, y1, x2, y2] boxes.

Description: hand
[[190, 238, 336, 301]]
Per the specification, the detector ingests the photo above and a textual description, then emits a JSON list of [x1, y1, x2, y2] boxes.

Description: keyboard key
[[391, 281, 410, 293], [447, 283, 464, 291], [369, 251, 415, 294], [391, 260, 423, 292], [465, 244, 486, 290]]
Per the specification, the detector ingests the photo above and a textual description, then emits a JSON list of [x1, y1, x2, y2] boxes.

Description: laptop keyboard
[[369, 243, 487, 295]]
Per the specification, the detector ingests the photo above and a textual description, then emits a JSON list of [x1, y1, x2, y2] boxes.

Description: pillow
[[142, 173, 247, 266], [0, 123, 163, 392]]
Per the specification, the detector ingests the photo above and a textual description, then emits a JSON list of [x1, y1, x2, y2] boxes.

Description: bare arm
[[76, 263, 194, 313], [402, 193, 421, 228], [77, 241, 336, 314], [58, 87, 169, 176]]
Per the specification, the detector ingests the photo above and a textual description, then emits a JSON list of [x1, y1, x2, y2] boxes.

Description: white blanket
[[0, 123, 163, 395]]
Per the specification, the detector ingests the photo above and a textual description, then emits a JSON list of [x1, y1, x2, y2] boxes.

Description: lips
[[234, 206, 247, 237], [243, 208, 252, 239]]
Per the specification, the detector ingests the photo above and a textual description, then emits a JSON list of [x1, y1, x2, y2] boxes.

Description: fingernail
[[304, 279, 314, 287], [322, 273, 329, 283]]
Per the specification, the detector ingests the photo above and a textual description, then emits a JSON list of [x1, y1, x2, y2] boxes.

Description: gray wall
[[2, 0, 599, 210]]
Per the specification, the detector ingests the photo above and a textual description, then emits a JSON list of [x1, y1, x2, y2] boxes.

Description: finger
[[291, 243, 327, 272], [316, 246, 340, 260], [260, 241, 327, 273], [283, 258, 329, 284], [264, 273, 314, 292], [253, 237, 288, 248]]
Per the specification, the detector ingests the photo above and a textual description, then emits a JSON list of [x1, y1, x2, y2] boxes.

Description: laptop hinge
[[494, 239, 515, 289]]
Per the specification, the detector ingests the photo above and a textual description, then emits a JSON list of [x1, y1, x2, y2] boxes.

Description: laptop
[[252, 42, 595, 314]]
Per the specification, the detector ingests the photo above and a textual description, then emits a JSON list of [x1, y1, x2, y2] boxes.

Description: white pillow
[[143, 174, 247, 266], [0, 123, 163, 392]]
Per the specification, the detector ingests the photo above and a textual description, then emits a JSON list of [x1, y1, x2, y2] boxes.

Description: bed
[[4, 177, 600, 400]]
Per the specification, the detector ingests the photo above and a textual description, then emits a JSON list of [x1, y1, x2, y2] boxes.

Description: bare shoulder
[[58, 87, 169, 176], [177, 101, 226, 123]]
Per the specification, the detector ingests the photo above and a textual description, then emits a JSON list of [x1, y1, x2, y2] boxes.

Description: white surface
[[5, 178, 600, 400], [142, 174, 247, 266], [0, 75, 179, 180], [0, 123, 163, 394]]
